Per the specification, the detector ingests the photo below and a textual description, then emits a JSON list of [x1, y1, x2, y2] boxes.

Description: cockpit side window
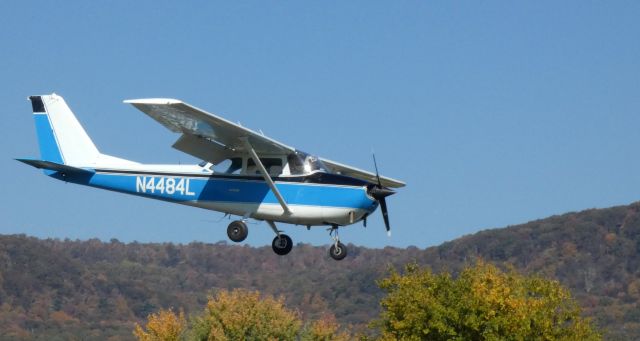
[[247, 158, 283, 176], [209, 158, 243, 174], [224, 158, 243, 174]]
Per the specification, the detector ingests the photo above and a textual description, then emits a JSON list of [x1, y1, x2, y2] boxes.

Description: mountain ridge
[[2, 202, 640, 339]]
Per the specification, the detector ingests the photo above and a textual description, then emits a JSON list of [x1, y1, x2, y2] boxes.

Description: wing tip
[[123, 98, 182, 105], [384, 179, 406, 188]]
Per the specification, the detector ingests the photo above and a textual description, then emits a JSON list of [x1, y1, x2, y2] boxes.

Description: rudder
[[29, 94, 100, 166]]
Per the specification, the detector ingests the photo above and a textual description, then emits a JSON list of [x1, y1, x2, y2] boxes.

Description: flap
[[172, 134, 238, 165]]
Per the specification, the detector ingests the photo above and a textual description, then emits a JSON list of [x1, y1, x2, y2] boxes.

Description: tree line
[[2, 202, 640, 339], [134, 261, 600, 340]]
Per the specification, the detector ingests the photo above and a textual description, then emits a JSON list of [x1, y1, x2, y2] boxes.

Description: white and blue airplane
[[18, 94, 404, 260]]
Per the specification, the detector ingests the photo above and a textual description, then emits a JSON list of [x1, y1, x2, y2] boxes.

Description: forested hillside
[[2, 202, 640, 340]]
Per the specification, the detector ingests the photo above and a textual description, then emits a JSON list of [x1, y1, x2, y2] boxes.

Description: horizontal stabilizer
[[16, 158, 94, 175]]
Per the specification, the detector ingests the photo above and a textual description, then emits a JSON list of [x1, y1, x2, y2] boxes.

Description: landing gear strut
[[268, 221, 293, 256], [227, 220, 248, 242], [328, 226, 347, 261]]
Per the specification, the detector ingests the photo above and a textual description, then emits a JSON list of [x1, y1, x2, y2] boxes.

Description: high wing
[[321, 157, 406, 188], [124, 98, 294, 164], [125, 98, 405, 188]]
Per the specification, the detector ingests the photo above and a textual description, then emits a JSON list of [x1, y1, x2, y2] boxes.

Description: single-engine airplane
[[18, 94, 405, 260]]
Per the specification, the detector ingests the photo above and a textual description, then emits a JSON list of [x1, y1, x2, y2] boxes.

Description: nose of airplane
[[368, 186, 395, 201]]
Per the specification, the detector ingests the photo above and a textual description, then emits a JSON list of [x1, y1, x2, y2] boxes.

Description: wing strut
[[241, 138, 292, 215]]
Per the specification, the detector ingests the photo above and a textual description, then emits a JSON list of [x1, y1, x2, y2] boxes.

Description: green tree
[[373, 261, 601, 341]]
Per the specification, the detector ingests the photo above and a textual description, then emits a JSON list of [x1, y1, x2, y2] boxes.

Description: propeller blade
[[372, 154, 382, 187], [379, 197, 391, 234], [371, 153, 392, 236]]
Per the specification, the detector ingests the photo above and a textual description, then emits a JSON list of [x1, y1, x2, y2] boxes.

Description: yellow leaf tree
[[373, 261, 601, 341], [133, 308, 186, 341], [300, 313, 352, 341], [190, 289, 302, 341]]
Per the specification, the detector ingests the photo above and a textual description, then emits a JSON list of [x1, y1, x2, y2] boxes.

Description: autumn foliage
[[133, 262, 601, 341], [303, 314, 352, 341], [134, 308, 186, 341], [5, 203, 640, 339], [134, 289, 352, 341], [373, 261, 601, 340], [190, 289, 300, 340]]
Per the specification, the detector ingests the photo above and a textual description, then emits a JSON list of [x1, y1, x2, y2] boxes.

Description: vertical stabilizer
[[29, 94, 100, 166]]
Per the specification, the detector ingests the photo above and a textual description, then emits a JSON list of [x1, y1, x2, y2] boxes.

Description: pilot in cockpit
[[287, 151, 327, 175]]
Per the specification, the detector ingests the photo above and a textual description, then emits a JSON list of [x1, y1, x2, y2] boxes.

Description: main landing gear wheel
[[227, 220, 248, 242], [329, 242, 348, 261], [272, 234, 293, 256]]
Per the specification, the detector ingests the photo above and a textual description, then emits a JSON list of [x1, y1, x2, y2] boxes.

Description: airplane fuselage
[[49, 165, 378, 227], [21, 94, 402, 260]]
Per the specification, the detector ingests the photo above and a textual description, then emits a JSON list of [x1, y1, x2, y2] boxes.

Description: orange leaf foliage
[[133, 308, 186, 341]]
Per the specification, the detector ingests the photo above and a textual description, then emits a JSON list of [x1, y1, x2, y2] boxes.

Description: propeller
[[368, 154, 395, 236]]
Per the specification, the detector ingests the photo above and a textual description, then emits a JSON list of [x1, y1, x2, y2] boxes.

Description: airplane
[[17, 94, 405, 260]]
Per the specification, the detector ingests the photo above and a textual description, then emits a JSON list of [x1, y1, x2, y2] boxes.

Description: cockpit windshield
[[287, 150, 328, 175]]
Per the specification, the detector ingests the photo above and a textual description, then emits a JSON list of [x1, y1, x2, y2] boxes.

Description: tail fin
[[29, 94, 100, 166]]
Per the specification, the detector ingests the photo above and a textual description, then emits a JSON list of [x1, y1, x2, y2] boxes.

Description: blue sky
[[1, 1, 639, 248]]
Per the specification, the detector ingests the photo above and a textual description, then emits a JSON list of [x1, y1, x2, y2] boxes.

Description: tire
[[329, 242, 347, 261], [227, 220, 248, 242], [272, 234, 293, 255]]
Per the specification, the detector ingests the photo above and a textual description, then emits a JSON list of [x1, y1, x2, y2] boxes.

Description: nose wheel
[[329, 242, 347, 260], [328, 226, 347, 261], [227, 220, 248, 242]]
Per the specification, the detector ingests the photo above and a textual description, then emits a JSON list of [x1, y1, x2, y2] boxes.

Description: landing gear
[[328, 226, 347, 261], [329, 242, 347, 260], [227, 220, 248, 242], [272, 234, 293, 255], [267, 221, 293, 256]]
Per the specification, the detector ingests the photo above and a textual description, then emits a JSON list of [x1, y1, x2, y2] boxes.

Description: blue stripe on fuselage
[[54, 171, 375, 210]]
